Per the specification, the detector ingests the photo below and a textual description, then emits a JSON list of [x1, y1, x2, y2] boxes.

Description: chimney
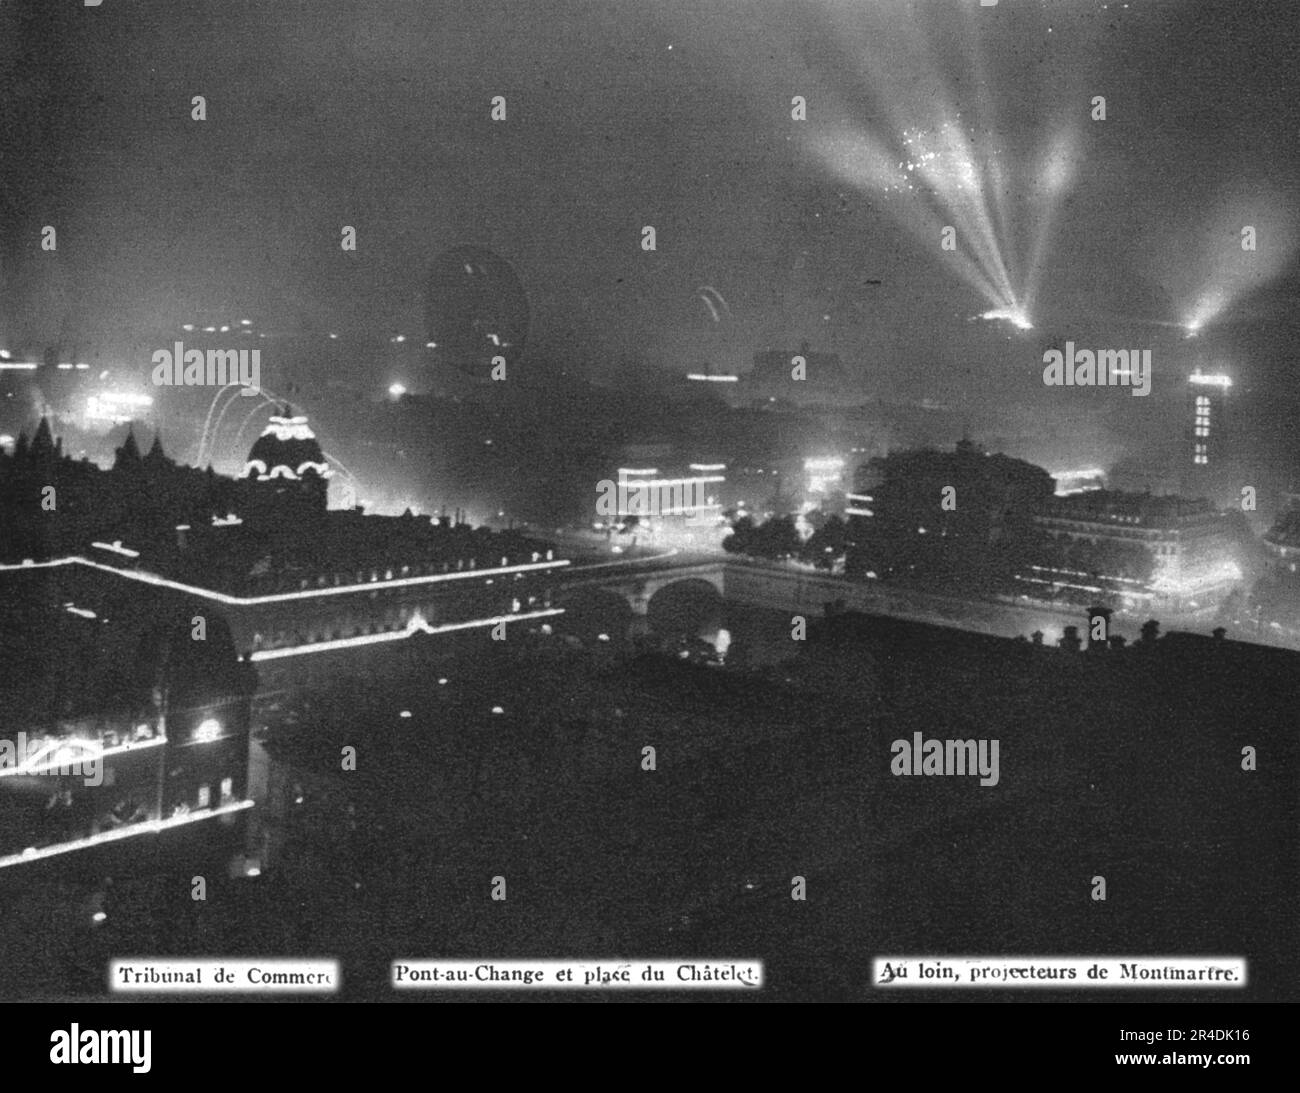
[[1087, 605, 1113, 651]]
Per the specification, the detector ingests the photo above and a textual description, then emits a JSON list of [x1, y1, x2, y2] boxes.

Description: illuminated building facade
[[598, 451, 729, 549], [185, 408, 567, 689], [803, 457, 846, 503], [1051, 468, 1106, 497], [0, 571, 254, 870], [1183, 369, 1233, 504], [608, 465, 725, 521], [1033, 491, 1241, 612], [62, 516, 568, 699], [1, 414, 569, 702], [598, 442, 727, 528]]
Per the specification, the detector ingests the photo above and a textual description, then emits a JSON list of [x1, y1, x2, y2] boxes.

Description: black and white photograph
[[0, 0, 1295, 1051]]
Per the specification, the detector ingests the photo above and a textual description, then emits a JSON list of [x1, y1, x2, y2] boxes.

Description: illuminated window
[[197, 784, 211, 808]]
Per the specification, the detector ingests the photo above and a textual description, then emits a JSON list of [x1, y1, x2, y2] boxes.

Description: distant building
[[1245, 488, 1300, 642], [1033, 490, 1242, 612], [1051, 468, 1106, 497], [846, 438, 1055, 587], [0, 419, 233, 563], [746, 342, 854, 407], [1262, 488, 1300, 576], [597, 443, 728, 545], [803, 457, 846, 505], [724, 458, 796, 519], [424, 245, 530, 383]]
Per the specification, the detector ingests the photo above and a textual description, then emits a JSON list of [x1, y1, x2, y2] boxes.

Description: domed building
[[239, 407, 331, 523]]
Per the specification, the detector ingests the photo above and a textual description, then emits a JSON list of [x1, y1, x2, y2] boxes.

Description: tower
[[1184, 368, 1231, 503]]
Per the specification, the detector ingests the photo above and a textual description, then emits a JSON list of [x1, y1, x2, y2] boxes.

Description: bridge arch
[[552, 586, 635, 644], [646, 578, 726, 641]]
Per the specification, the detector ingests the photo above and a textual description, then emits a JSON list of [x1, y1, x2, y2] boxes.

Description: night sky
[[2, 0, 1298, 462]]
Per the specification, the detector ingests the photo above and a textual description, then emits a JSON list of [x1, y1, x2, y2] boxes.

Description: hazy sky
[[2, 0, 1298, 440]]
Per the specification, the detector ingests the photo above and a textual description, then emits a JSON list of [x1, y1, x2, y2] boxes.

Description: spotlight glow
[[1183, 287, 1229, 335], [799, 5, 1088, 327], [1174, 189, 1298, 337], [975, 307, 1033, 331]]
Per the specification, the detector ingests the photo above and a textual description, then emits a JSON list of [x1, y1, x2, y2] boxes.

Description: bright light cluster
[[976, 307, 1033, 331], [86, 391, 154, 425], [802, 5, 1088, 332]]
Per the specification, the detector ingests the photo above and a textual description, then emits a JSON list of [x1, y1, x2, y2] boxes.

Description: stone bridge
[[556, 554, 1088, 646], [551, 557, 727, 640], [558, 558, 726, 614]]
